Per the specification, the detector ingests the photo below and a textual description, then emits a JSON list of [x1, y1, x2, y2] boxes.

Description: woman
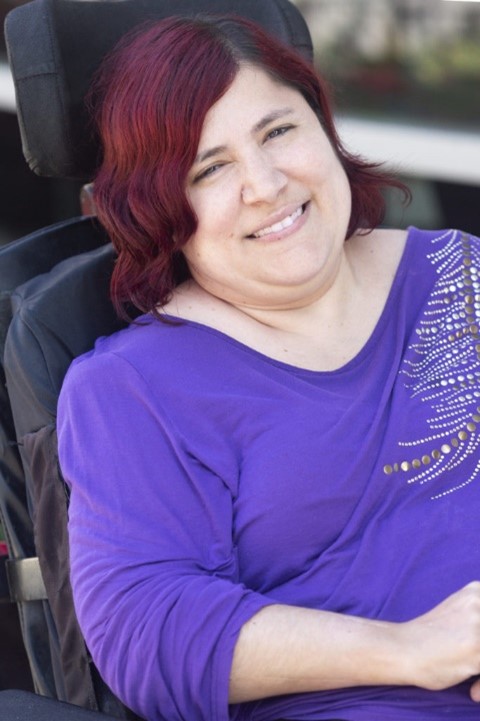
[[57, 14, 480, 721]]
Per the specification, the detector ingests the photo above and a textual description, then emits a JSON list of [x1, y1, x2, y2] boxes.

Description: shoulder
[[60, 316, 191, 396], [345, 227, 478, 306], [348, 226, 479, 275], [400, 227, 480, 268], [58, 319, 188, 444], [59, 308, 245, 409]]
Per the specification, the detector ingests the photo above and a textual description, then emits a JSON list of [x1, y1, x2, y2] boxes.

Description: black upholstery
[[7, 244, 120, 436], [4, 244, 140, 717], [5, 0, 313, 180], [0, 218, 108, 559], [0, 218, 109, 698], [1, 0, 314, 718], [0, 690, 119, 721]]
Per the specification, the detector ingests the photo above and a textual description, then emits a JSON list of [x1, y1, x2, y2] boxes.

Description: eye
[[265, 125, 293, 141], [193, 162, 224, 183]]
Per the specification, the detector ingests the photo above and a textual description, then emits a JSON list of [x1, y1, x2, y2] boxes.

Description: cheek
[[181, 232, 227, 277], [191, 195, 237, 244], [319, 152, 351, 205]]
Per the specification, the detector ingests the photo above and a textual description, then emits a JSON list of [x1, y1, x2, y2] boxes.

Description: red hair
[[90, 15, 408, 320]]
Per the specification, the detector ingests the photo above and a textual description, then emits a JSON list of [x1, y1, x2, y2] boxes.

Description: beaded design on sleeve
[[383, 230, 480, 499]]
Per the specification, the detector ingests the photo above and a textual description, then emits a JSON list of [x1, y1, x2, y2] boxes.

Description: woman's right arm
[[229, 583, 480, 703], [57, 351, 273, 721]]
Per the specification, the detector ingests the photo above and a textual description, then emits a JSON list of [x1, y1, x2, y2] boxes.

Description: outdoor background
[[1, 0, 480, 237], [295, 0, 480, 232]]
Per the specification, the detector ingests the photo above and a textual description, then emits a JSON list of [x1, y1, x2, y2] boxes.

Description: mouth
[[247, 203, 308, 239]]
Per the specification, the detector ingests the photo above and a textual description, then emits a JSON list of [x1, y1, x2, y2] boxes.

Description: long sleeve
[[57, 350, 272, 721]]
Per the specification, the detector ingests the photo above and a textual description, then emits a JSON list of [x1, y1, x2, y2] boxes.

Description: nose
[[240, 151, 287, 205]]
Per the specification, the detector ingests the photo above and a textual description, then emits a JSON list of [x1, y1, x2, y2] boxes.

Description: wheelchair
[[0, 1, 313, 719]]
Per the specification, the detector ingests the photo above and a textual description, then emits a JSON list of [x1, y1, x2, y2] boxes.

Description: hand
[[400, 581, 480, 700]]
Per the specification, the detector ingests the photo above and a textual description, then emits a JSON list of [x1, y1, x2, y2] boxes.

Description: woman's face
[[182, 65, 352, 311]]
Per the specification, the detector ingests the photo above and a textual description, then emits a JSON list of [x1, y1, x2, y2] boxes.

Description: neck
[[219, 243, 358, 336]]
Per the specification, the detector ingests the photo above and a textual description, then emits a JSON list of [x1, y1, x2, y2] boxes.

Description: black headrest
[[5, 0, 313, 181]]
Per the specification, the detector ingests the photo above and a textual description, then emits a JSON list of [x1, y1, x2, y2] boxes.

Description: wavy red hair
[[89, 15, 408, 320]]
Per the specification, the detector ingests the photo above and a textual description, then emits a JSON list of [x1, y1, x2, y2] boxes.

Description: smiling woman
[[180, 66, 352, 313], [89, 15, 405, 320], [57, 13, 480, 721]]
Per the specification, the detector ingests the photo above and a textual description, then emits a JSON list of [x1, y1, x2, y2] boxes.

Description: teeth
[[253, 205, 303, 238]]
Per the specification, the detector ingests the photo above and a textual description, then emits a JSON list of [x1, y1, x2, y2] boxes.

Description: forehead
[[197, 65, 308, 145]]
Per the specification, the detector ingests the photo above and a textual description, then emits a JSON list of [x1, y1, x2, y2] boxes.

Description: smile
[[250, 204, 307, 239]]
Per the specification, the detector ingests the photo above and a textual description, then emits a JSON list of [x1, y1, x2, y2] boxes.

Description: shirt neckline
[[149, 227, 416, 377]]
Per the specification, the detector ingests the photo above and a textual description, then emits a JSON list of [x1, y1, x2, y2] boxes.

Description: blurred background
[[0, 0, 480, 242]]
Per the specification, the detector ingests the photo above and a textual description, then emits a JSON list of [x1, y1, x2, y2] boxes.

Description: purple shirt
[[57, 227, 480, 721]]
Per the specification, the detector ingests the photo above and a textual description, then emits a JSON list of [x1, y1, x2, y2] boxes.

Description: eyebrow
[[194, 107, 295, 165]]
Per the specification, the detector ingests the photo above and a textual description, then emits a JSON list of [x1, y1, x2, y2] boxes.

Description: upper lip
[[246, 202, 307, 238]]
